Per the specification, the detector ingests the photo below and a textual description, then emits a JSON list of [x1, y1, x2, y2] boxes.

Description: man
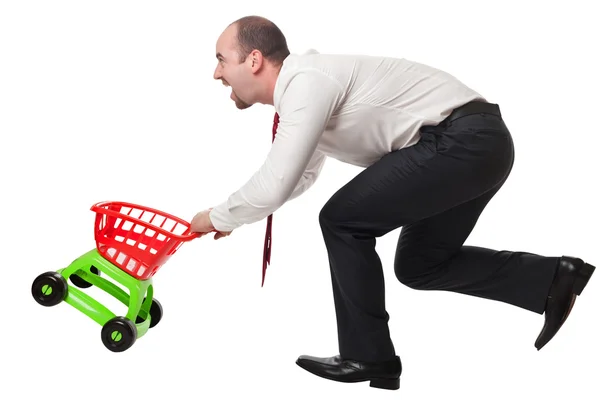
[[190, 15, 595, 390]]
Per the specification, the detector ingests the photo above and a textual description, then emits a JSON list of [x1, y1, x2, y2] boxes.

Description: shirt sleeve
[[209, 70, 344, 232], [287, 148, 326, 202]]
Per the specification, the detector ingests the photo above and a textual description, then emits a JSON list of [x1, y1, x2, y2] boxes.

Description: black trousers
[[318, 101, 560, 363]]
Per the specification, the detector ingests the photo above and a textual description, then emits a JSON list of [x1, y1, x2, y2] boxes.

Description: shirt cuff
[[209, 202, 243, 232]]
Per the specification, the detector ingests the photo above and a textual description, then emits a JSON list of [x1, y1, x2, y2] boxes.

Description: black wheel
[[148, 298, 163, 328], [70, 265, 100, 288], [31, 272, 68, 307], [101, 316, 137, 352], [136, 298, 163, 328]]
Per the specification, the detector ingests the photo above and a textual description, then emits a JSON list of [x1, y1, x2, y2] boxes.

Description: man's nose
[[213, 64, 222, 80]]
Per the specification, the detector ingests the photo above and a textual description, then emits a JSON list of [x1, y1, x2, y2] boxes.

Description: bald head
[[229, 15, 290, 65]]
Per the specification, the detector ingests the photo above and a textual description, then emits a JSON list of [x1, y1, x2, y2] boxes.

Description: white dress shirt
[[209, 50, 486, 232]]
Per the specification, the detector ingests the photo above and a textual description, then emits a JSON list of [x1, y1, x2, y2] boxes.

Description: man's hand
[[190, 209, 232, 240]]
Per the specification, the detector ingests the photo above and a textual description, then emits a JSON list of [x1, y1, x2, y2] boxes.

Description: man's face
[[213, 25, 252, 110]]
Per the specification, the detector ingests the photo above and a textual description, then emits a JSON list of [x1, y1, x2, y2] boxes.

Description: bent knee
[[395, 270, 427, 290], [394, 258, 435, 290], [319, 196, 351, 227]]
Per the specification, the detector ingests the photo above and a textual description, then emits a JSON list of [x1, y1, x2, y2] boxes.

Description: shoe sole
[[295, 361, 400, 390], [573, 262, 595, 295]]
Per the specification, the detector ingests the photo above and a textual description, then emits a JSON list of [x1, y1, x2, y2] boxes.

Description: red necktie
[[262, 112, 279, 286]]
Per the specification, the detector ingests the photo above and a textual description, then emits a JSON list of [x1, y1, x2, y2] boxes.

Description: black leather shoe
[[295, 354, 401, 390], [535, 256, 595, 350]]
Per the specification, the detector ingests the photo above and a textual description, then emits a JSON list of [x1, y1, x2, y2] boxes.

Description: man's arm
[[286, 148, 326, 202], [209, 70, 344, 232]]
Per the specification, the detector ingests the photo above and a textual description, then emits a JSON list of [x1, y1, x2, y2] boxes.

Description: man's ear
[[249, 49, 264, 73]]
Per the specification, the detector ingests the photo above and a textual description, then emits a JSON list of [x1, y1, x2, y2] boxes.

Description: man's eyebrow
[[216, 52, 224, 60]]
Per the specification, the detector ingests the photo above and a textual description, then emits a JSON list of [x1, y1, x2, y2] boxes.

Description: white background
[[1, 1, 599, 400]]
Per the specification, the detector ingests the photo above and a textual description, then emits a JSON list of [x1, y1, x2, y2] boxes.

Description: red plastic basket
[[91, 201, 199, 280]]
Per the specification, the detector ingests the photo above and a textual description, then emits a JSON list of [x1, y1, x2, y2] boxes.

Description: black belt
[[445, 100, 501, 124]]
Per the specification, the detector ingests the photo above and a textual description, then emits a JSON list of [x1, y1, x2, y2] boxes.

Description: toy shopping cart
[[31, 201, 200, 352]]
